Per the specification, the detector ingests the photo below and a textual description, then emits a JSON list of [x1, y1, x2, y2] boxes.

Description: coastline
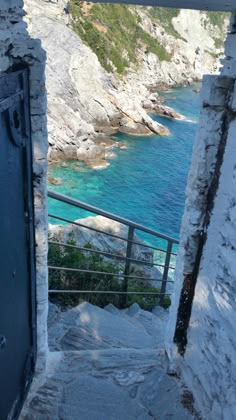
[[48, 81, 201, 174], [25, 0, 223, 175], [47, 83, 200, 241]]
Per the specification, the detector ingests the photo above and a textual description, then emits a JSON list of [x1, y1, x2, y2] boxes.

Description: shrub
[[48, 233, 169, 311], [48, 233, 122, 308], [128, 282, 171, 310]]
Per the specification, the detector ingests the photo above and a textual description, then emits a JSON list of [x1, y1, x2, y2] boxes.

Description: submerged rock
[[152, 104, 185, 120], [105, 151, 117, 159], [48, 176, 63, 185], [143, 97, 185, 120], [93, 136, 117, 148], [84, 159, 110, 170], [117, 143, 127, 149]]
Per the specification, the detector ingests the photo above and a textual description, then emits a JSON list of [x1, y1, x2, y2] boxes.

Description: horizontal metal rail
[[48, 266, 174, 283], [49, 290, 171, 296], [48, 190, 179, 244], [48, 240, 176, 270], [49, 213, 178, 256], [48, 190, 178, 308]]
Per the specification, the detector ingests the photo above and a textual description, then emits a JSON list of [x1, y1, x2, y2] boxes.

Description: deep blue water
[[48, 85, 201, 247]]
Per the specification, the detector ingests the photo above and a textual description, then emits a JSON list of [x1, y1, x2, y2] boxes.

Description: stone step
[[104, 302, 169, 342], [48, 302, 165, 351], [21, 349, 195, 420], [46, 348, 166, 374]]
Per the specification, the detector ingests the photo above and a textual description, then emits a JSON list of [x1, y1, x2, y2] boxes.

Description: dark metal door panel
[[0, 71, 36, 420]]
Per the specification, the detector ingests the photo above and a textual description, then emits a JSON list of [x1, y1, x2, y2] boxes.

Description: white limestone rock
[[49, 215, 154, 264]]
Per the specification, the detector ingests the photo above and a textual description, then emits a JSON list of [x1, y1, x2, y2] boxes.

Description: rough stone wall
[[0, 0, 48, 370], [167, 15, 236, 419]]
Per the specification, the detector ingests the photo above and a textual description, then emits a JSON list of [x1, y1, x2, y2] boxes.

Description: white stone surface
[[167, 17, 236, 420], [176, 121, 236, 420]]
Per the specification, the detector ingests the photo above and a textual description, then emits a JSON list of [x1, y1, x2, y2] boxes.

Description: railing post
[[121, 226, 135, 308], [160, 241, 172, 307]]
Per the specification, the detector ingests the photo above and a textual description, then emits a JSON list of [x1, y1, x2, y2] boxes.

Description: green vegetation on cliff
[[147, 7, 180, 38], [206, 11, 229, 28], [204, 11, 229, 49], [70, 2, 228, 75], [71, 1, 171, 74]]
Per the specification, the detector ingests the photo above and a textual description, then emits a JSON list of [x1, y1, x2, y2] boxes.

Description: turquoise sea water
[[48, 85, 201, 246]]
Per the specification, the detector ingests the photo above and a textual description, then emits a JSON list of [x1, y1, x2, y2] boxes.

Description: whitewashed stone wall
[[0, 0, 48, 370], [167, 15, 236, 419]]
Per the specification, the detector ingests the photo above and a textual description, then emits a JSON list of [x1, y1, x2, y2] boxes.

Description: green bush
[[48, 233, 170, 311], [128, 282, 171, 310], [48, 233, 122, 308]]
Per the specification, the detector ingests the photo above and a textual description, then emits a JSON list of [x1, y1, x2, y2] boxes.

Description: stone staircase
[[48, 302, 168, 352], [20, 303, 198, 419]]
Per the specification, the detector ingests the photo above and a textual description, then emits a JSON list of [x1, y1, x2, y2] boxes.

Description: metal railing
[[48, 190, 179, 308]]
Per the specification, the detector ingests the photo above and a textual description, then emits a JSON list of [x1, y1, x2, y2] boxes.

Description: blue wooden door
[[0, 70, 36, 420]]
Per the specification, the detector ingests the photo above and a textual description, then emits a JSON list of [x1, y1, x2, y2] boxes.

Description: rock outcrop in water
[[24, 0, 228, 166]]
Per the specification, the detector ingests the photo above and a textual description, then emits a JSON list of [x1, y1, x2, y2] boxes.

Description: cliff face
[[24, 0, 228, 166]]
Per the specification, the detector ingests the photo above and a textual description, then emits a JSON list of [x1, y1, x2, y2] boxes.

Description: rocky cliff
[[24, 0, 228, 167]]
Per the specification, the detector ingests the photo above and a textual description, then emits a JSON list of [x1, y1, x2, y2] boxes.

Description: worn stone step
[[21, 349, 195, 420], [48, 302, 166, 352]]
